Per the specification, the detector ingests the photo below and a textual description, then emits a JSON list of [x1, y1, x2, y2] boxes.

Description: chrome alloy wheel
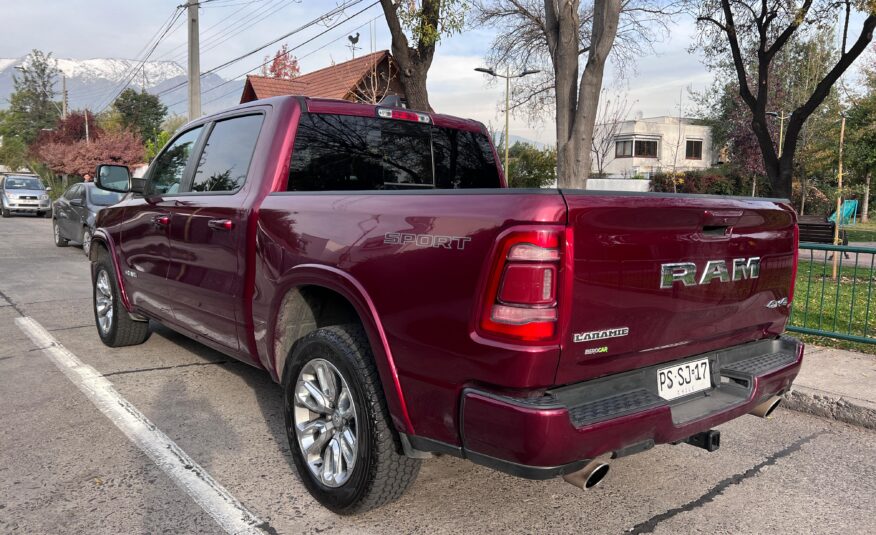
[[95, 269, 114, 335], [83, 230, 92, 256], [293, 358, 358, 488]]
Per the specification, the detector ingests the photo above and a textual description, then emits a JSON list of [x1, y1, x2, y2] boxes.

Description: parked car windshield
[[88, 188, 124, 206], [4, 176, 45, 190]]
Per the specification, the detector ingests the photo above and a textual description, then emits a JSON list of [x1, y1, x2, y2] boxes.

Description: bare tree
[[667, 89, 686, 179], [352, 55, 397, 104], [475, 1, 678, 123], [691, 0, 876, 199], [475, 0, 679, 187], [591, 90, 634, 176]]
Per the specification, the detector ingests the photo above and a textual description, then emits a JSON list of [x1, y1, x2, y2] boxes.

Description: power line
[[157, 0, 369, 97], [161, 0, 295, 64], [96, 7, 186, 112], [69, 7, 183, 104], [163, 1, 379, 109]]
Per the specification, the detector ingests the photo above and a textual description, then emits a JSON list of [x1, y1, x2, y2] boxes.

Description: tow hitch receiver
[[684, 429, 721, 452]]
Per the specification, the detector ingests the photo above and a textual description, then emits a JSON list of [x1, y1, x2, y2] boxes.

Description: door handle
[[208, 219, 234, 231], [152, 215, 170, 228]]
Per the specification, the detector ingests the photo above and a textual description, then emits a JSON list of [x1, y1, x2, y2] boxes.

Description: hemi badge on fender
[[574, 327, 629, 343], [124, 269, 138, 279]]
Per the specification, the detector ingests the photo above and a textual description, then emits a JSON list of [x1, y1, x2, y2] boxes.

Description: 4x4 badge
[[574, 327, 629, 343]]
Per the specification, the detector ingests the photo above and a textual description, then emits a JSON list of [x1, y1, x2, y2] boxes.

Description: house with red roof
[[239, 50, 404, 105]]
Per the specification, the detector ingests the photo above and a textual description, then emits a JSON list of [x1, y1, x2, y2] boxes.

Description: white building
[[591, 116, 718, 179]]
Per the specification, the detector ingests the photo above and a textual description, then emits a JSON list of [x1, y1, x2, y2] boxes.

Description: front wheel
[[283, 324, 420, 514], [1, 208, 10, 218], [82, 228, 93, 257], [93, 251, 150, 347]]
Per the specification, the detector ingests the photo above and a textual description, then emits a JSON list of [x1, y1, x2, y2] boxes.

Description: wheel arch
[[88, 230, 133, 313], [269, 264, 414, 434]]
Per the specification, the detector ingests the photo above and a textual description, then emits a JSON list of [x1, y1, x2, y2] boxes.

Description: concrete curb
[[783, 385, 876, 430]]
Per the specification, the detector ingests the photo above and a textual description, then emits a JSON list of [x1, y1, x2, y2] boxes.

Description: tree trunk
[[548, 0, 620, 189], [379, 0, 437, 112], [771, 158, 794, 199], [398, 60, 432, 111], [864, 171, 871, 223], [799, 168, 807, 216]]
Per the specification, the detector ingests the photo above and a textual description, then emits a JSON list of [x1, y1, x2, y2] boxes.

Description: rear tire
[[53, 219, 69, 247], [93, 249, 150, 347], [283, 324, 420, 514]]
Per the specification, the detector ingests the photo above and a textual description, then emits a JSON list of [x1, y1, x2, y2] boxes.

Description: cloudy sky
[[0, 0, 833, 144]]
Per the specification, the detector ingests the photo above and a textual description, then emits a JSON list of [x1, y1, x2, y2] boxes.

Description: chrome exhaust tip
[[750, 396, 782, 418], [563, 459, 610, 490]]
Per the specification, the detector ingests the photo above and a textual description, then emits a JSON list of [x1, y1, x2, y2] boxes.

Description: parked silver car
[[1, 174, 52, 217]]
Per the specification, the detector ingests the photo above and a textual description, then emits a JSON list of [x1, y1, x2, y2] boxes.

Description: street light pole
[[475, 67, 540, 184], [504, 69, 510, 182]]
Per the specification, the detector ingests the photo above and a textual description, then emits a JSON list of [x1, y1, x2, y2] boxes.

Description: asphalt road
[[1, 215, 875, 535]]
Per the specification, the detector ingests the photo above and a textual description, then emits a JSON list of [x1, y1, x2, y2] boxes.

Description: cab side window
[[149, 126, 204, 195], [189, 114, 263, 193]]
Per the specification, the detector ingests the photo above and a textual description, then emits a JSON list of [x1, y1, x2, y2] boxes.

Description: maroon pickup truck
[[90, 96, 802, 514]]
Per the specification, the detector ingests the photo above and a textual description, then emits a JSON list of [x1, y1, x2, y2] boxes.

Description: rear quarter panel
[[253, 190, 566, 442]]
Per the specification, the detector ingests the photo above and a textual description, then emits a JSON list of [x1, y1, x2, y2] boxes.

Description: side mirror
[[95, 164, 132, 193], [45, 186, 52, 192]]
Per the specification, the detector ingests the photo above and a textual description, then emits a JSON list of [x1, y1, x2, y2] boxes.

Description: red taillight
[[479, 227, 563, 342], [377, 107, 431, 123], [789, 223, 799, 303]]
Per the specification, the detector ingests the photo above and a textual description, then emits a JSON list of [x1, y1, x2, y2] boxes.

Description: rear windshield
[[4, 176, 44, 190], [287, 113, 501, 191]]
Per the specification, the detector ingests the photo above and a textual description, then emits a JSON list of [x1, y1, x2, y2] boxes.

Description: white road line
[[15, 316, 266, 535]]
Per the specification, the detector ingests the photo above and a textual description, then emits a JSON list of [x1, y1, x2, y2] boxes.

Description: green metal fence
[[787, 243, 876, 344]]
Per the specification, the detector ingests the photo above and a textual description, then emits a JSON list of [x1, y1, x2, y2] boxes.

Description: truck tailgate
[[556, 192, 797, 385]]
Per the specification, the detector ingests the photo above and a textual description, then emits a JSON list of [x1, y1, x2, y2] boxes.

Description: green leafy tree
[[0, 50, 60, 145], [112, 88, 167, 145], [0, 136, 30, 171], [689, 0, 876, 199], [145, 130, 172, 161], [846, 76, 876, 223], [693, 27, 844, 208], [505, 142, 556, 188]]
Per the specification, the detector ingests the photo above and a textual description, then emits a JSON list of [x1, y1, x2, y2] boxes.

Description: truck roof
[[197, 95, 488, 134]]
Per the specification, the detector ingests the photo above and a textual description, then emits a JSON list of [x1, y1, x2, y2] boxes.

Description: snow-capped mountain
[[0, 57, 243, 115]]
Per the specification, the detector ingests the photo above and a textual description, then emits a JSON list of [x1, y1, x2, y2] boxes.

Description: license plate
[[657, 358, 711, 401]]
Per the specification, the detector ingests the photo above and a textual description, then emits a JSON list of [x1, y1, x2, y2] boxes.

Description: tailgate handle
[[702, 210, 743, 226]]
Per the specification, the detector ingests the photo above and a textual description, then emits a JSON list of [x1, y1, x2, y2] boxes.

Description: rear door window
[[288, 113, 501, 191], [188, 114, 264, 193]]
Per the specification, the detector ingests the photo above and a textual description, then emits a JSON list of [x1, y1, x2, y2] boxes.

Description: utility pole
[[832, 113, 846, 281], [61, 74, 68, 118], [187, 0, 201, 120]]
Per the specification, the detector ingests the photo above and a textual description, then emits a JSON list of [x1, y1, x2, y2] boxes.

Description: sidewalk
[[783, 344, 876, 430]]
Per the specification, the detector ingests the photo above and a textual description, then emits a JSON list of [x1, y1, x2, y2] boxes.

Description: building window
[[686, 139, 703, 160], [634, 140, 658, 158], [615, 140, 633, 158]]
